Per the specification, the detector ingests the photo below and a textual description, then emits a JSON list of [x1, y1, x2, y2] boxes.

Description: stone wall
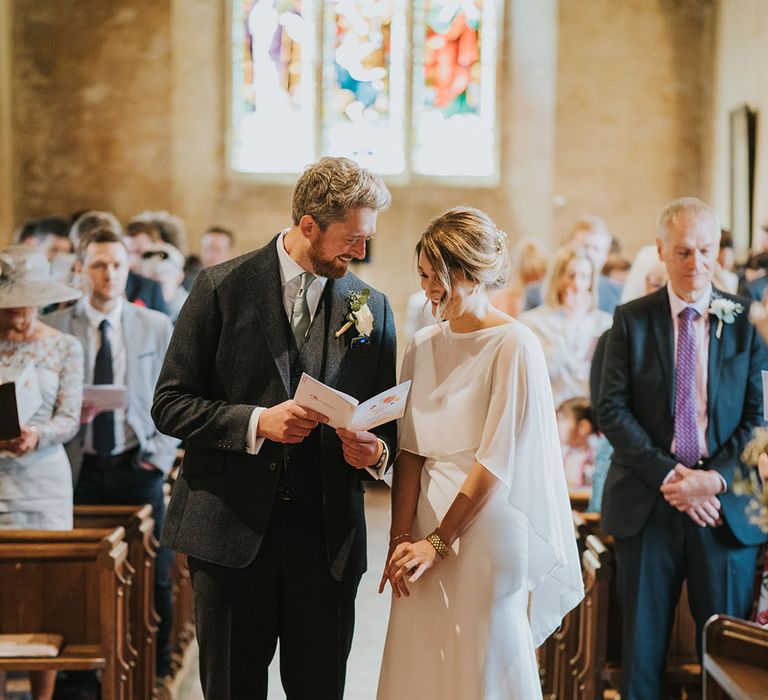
[[554, 0, 715, 255], [711, 0, 768, 256], [3, 0, 722, 338]]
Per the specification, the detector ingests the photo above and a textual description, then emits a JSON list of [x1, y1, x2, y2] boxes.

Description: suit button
[[269, 463, 276, 471]]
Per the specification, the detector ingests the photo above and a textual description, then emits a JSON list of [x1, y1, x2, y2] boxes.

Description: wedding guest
[[519, 247, 612, 406], [130, 210, 188, 254], [378, 206, 582, 699], [70, 210, 170, 315], [739, 252, 768, 302], [491, 237, 547, 318], [602, 254, 631, 285], [200, 225, 236, 268], [524, 215, 622, 313], [47, 228, 178, 680], [556, 397, 599, 491], [0, 245, 83, 700], [599, 197, 767, 699], [139, 242, 189, 322], [124, 219, 163, 272]]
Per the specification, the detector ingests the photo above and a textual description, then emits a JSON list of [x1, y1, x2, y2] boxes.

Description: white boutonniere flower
[[708, 297, 744, 339], [335, 288, 373, 342]]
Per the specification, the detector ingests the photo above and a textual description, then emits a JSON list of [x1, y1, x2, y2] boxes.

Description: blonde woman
[[518, 247, 612, 405], [377, 207, 582, 700]]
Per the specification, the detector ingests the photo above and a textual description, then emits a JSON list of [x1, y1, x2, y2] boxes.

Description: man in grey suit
[[47, 228, 179, 681], [152, 157, 397, 699]]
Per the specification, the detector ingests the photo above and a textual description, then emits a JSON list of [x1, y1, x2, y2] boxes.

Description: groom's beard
[[307, 241, 354, 279]]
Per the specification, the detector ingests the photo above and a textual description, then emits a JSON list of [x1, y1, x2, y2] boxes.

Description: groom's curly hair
[[291, 157, 391, 230]]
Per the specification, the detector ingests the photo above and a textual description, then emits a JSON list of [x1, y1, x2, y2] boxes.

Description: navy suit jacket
[[126, 270, 170, 316], [598, 286, 768, 546]]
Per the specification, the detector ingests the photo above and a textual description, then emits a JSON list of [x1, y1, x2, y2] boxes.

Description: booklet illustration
[[294, 373, 411, 431]]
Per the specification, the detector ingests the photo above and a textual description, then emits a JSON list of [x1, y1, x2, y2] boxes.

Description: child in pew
[[556, 397, 599, 492]]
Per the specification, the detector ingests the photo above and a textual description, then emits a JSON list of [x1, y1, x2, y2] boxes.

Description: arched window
[[230, 0, 502, 181]]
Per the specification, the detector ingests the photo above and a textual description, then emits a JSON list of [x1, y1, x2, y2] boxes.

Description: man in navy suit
[[599, 197, 767, 700]]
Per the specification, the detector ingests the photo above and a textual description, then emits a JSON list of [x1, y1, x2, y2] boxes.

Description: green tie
[[291, 271, 315, 350]]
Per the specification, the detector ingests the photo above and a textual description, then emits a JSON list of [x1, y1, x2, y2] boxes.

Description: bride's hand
[[379, 539, 413, 598], [389, 540, 439, 590]]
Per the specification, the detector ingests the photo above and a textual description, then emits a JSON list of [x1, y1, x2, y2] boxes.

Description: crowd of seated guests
[[0, 209, 238, 699]]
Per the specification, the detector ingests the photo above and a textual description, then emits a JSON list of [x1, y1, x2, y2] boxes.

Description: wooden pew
[[569, 533, 612, 699], [74, 505, 159, 700], [0, 528, 132, 700], [703, 615, 768, 699], [540, 512, 587, 698], [168, 553, 195, 679], [543, 511, 701, 698]]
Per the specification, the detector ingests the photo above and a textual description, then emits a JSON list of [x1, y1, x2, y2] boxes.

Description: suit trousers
[[188, 495, 360, 700], [614, 497, 759, 700]]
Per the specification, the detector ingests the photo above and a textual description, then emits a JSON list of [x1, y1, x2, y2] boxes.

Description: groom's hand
[[257, 400, 328, 444], [336, 428, 382, 469]]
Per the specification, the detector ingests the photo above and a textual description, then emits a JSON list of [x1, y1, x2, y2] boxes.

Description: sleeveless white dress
[[377, 322, 583, 700]]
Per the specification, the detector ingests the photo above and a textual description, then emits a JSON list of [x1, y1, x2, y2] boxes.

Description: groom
[[598, 197, 767, 699], [152, 157, 397, 698]]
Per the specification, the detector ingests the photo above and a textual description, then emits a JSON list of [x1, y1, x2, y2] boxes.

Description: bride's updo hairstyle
[[416, 206, 510, 317]]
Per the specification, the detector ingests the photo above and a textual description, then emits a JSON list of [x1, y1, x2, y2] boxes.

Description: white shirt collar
[[276, 229, 327, 287], [84, 296, 123, 330], [667, 282, 712, 319]]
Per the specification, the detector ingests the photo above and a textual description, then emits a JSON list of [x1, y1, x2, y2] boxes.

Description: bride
[[377, 207, 583, 699]]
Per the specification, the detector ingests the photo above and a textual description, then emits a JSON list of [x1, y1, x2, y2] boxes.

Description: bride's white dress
[[377, 322, 583, 700]]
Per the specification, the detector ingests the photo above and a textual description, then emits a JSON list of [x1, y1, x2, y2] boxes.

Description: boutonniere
[[708, 297, 744, 339], [335, 288, 373, 343]]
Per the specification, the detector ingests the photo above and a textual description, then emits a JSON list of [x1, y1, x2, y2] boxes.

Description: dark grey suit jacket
[[598, 286, 768, 546], [152, 236, 397, 580]]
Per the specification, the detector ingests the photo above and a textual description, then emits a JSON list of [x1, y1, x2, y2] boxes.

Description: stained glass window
[[231, 0, 318, 173], [230, 0, 501, 180], [321, 0, 406, 174], [413, 0, 499, 177]]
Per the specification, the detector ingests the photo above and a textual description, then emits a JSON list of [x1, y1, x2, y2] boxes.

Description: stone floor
[[175, 483, 393, 700]]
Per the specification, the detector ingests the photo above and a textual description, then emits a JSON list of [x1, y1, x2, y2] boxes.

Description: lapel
[[650, 287, 675, 414], [70, 303, 92, 379], [323, 274, 356, 388], [249, 237, 294, 398], [121, 302, 141, 402], [706, 291, 724, 425]]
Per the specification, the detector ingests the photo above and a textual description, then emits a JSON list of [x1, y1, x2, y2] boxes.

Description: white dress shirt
[[82, 297, 139, 456], [245, 232, 387, 478]]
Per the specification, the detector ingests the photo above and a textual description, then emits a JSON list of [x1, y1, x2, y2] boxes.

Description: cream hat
[[0, 245, 82, 309]]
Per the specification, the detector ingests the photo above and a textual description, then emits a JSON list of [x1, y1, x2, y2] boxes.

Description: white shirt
[[82, 297, 139, 456], [667, 284, 711, 460], [245, 232, 387, 478]]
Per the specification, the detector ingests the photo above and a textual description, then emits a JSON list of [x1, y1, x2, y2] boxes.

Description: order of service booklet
[[294, 373, 411, 431], [0, 361, 43, 440]]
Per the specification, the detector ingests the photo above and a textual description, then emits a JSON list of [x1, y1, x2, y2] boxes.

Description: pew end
[[703, 614, 768, 700]]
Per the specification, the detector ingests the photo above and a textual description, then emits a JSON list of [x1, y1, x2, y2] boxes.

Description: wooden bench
[[0, 527, 132, 699], [569, 533, 613, 699], [541, 511, 702, 698], [74, 505, 160, 700], [703, 614, 768, 699], [168, 553, 195, 679]]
